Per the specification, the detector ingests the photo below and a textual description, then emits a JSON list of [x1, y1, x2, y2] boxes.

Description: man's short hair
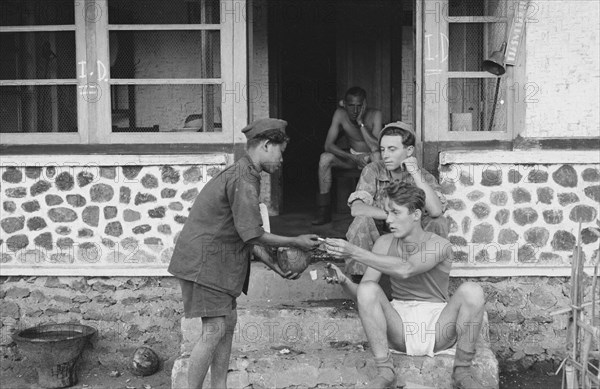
[[378, 124, 416, 148], [246, 129, 290, 149], [345, 86, 367, 100], [384, 182, 425, 214]]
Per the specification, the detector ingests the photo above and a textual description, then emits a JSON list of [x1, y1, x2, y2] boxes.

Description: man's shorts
[[390, 300, 454, 357], [349, 148, 371, 166], [179, 279, 236, 318]]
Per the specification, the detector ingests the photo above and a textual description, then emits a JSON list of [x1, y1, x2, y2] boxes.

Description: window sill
[[0, 153, 231, 167], [440, 149, 600, 165]]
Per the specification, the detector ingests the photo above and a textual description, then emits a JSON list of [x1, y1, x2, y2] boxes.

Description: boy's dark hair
[[383, 182, 425, 214], [246, 129, 290, 149], [378, 126, 416, 148], [345, 86, 367, 100]]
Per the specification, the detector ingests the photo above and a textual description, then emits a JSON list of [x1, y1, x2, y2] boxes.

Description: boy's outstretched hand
[[323, 263, 349, 285]]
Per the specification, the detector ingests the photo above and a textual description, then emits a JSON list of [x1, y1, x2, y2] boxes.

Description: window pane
[[109, 31, 221, 79], [448, 0, 507, 17], [108, 0, 220, 24], [0, 32, 76, 79], [1, 0, 74, 26], [0, 85, 78, 133], [448, 23, 506, 72], [111, 84, 222, 133], [448, 78, 507, 132]]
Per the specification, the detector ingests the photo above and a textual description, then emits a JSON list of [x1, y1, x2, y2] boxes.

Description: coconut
[[131, 346, 159, 376]]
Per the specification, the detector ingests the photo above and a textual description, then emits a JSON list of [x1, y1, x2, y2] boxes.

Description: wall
[[523, 0, 600, 138], [439, 151, 599, 274], [0, 273, 583, 373], [0, 155, 229, 275]]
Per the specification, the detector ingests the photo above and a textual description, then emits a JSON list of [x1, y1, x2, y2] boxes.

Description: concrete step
[[182, 304, 365, 353], [172, 342, 499, 388], [173, 305, 498, 389]]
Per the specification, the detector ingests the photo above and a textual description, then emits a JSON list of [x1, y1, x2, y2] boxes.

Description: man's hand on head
[[402, 156, 420, 175], [357, 99, 367, 127]]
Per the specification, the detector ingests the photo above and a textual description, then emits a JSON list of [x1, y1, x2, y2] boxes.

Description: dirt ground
[[2, 362, 564, 389]]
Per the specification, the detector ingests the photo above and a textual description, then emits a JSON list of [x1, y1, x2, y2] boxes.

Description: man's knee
[[357, 280, 382, 305], [319, 152, 336, 168], [457, 282, 485, 308]]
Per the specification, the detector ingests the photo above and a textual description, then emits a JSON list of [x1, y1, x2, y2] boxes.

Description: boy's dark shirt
[[168, 155, 265, 297]]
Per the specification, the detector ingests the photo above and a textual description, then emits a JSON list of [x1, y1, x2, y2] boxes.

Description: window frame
[[0, 0, 247, 146], [421, 0, 522, 143], [0, 7, 88, 144]]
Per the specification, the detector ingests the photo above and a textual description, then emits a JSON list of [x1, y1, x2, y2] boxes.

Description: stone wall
[[0, 273, 581, 373], [439, 154, 599, 270], [0, 156, 229, 274], [0, 276, 183, 371]]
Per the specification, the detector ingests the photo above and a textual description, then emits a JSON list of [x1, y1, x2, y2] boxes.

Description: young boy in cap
[[168, 118, 320, 389]]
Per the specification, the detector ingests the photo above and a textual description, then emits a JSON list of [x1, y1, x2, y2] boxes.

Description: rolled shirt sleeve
[[347, 163, 379, 207], [420, 168, 448, 213]]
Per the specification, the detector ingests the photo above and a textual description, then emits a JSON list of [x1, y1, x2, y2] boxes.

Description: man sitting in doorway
[[323, 183, 487, 389], [312, 86, 383, 225], [345, 122, 449, 279]]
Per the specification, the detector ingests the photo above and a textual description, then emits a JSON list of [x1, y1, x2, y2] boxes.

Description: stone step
[[174, 307, 498, 388], [172, 342, 499, 389], [181, 304, 365, 353]]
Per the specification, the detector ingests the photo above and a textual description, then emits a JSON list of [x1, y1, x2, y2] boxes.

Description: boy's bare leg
[[435, 282, 487, 388], [188, 316, 227, 389], [210, 310, 237, 389], [356, 281, 406, 388]]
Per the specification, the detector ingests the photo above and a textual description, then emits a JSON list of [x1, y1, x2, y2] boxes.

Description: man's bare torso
[[336, 108, 379, 153]]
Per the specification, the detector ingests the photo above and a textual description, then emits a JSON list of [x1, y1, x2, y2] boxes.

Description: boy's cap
[[242, 118, 288, 140]]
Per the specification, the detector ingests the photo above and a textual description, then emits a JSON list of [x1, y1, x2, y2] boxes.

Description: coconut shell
[[131, 346, 159, 376], [277, 247, 311, 273]]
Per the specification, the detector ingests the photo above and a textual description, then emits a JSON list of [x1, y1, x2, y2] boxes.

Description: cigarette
[[317, 237, 326, 242]]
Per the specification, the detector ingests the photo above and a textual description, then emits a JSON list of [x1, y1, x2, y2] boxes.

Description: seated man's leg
[[345, 216, 381, 276], [312, 152, 356, 225], [357, 281, 406, 389], [434, 282, 488, 389], [422, 215, 450, 238]]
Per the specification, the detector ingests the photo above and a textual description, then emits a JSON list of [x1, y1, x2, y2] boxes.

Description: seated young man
[[323, 183, 487, 389], [345, 122, 449, 278], [312, 86, 383, 225]]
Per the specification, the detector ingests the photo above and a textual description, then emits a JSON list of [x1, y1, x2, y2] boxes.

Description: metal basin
[[12, 323, 96, 388]]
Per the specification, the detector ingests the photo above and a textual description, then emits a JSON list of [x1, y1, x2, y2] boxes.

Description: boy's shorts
[[390, 300, 453, 357], [179, 279, 237, 318]]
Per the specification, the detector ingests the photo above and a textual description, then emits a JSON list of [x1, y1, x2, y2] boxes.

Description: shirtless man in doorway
[[312, 86, 383, 225]]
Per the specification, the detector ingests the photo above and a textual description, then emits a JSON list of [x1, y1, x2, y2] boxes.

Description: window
[[0, 0, 246, 145], [0, 0, 81, 144], [421, 0, 521, 142]]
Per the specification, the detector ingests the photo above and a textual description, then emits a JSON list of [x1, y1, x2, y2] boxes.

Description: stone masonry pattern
[[439, 163, 600, 267], [0, 164, 224, 269]]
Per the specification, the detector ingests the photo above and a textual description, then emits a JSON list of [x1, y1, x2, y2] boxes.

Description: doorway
[[268, 0, 412, 214]]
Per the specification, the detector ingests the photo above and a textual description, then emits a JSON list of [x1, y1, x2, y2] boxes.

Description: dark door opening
[[269, 0, 411, 215], [269, 1, 338, 213]]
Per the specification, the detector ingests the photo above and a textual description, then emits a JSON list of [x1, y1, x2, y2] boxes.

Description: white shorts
[[390, 300, 455, 357]]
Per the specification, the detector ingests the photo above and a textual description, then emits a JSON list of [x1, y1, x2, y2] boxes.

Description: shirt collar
[[240, 154, 261, 178]]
